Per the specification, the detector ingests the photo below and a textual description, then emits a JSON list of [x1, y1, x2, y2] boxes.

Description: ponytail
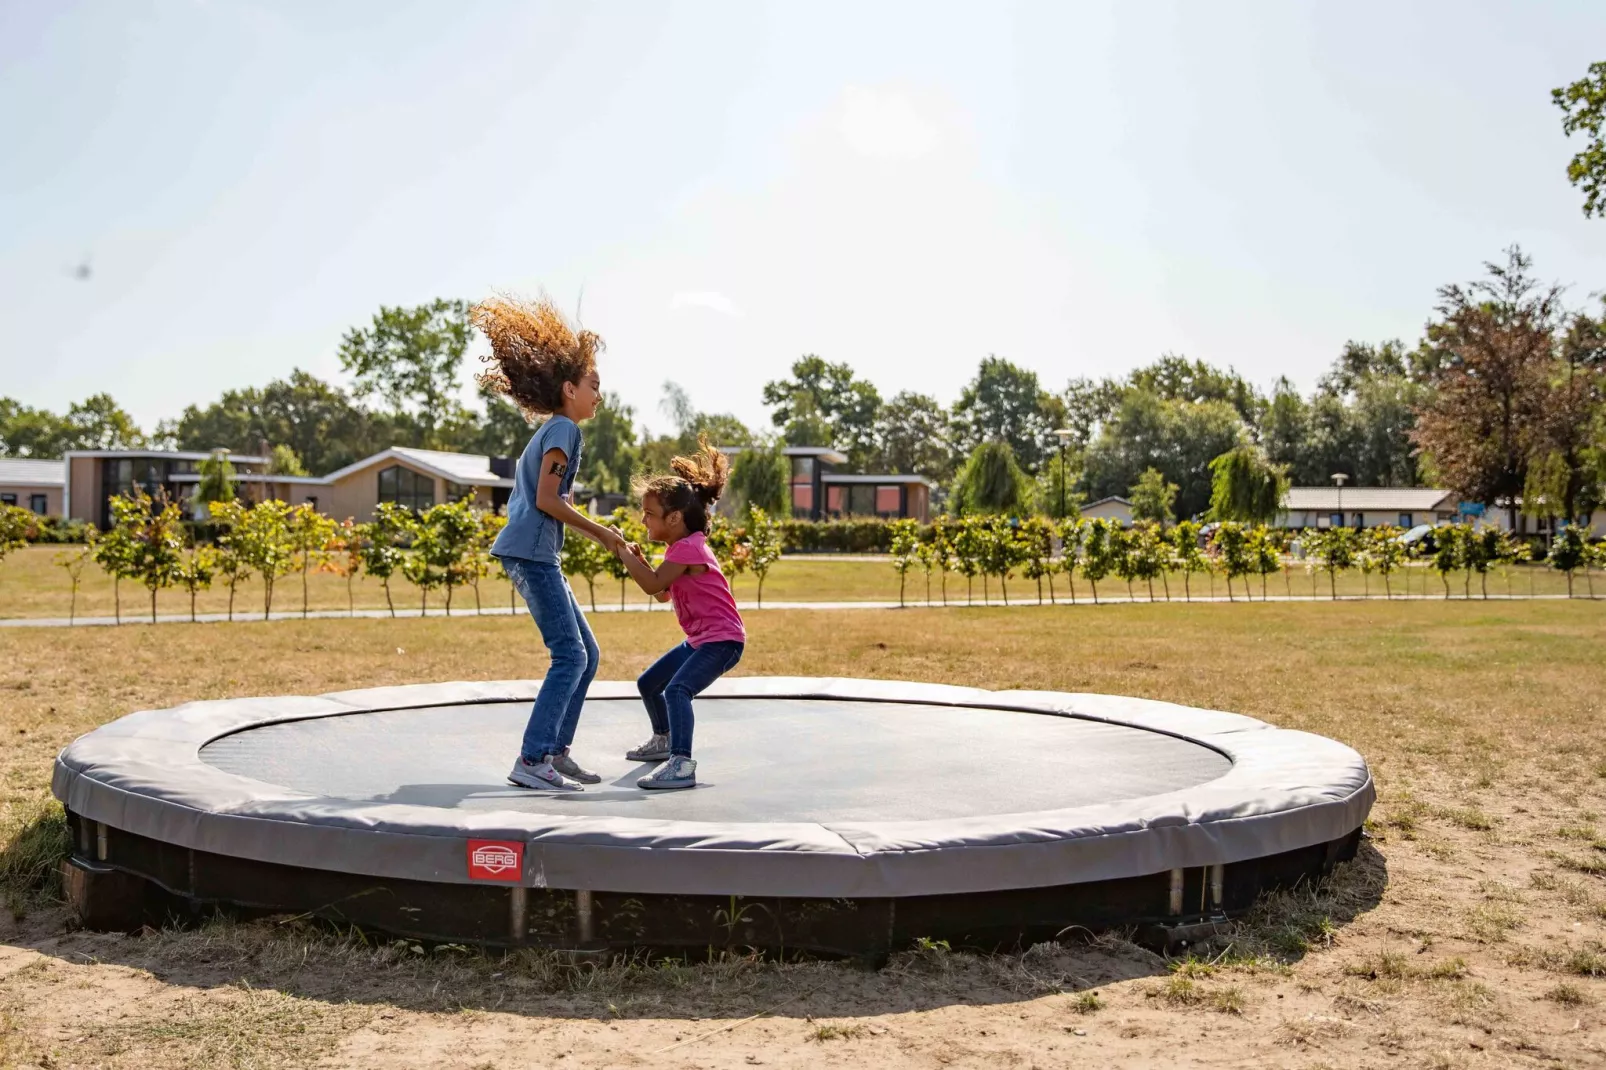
[[637, 438, 729, 533]]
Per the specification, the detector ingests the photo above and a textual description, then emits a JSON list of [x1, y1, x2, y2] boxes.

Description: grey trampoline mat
[[198, 698, 1232, 823]]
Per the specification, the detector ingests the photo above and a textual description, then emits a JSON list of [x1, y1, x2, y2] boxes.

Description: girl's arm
[[617, 543, 690, 597], [534, 448, 623, 550]]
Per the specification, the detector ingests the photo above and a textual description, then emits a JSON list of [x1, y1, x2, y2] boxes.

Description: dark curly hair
[[470, 293, 601, 417], [635, 439, 729, 534]]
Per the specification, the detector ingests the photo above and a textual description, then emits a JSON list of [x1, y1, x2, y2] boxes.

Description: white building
[[1277, 487, 1460, 531]]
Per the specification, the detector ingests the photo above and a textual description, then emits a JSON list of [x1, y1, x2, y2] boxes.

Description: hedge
[[778, 519, 934, 554]]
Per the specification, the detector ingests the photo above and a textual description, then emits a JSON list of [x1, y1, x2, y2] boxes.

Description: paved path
[[0, 591, 1588, 629]]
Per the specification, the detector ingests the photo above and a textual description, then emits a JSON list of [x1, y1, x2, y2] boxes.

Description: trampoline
[[53, 678, 1373, 956]]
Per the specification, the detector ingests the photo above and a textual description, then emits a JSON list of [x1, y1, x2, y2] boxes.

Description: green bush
[[22, 516, 94, 544]]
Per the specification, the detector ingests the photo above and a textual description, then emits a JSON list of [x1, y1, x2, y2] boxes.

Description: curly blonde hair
[[470, 293, 602, 417], [635, 438, 730, 534]]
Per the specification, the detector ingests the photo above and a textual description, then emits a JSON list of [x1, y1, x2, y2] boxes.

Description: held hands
[[619, 541, 648, 563]]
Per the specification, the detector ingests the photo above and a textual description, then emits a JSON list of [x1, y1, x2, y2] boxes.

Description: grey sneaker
[[638, 756, 697, 791], [551, 747, 601, 784], [507, 755, 584, 791], [626, 733, 672, 762]]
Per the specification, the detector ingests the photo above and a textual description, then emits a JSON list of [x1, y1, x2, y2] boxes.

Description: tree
[[1129, 521, 1168, 602], [1058, 377, 1124, 450], [561, 507, 612, 612], [356, 503, 415, 618], [1128, 354, 1265, 425], [226, 499, 296, 619], [194, 450, 236, 518], [92, 499, 141, 623], [207, 501, 254, 621], [470, 511, 506, 613], [1307, 527, 1357, 600], [339, 299, 475, 449], [61, 394, 146, 450], [979, 517, 1028, 605], [1057, 517, 1084, 603], [1209, 445, 1289, 525], [745, 507, 783, 608], [1585, 537, 1606, 599], [951, 357, 1063, 472], [931, 516, 958, 606], [1019, 517, 1056, 604], [1553, 61, 1606, 218], [1083, 391, 1243, 521], [869, 392, 956, 483], [115, 490, 186, 623], [55, 540, 94, 624], [1247, 525, 1281, 601], [1129, 467, 1178, 527], [173, 369, 386, 473], [0, 504, 34, 572], [1411, 248, 1561, 528], [1431, 526, 1463, 599], [952, 440, 1031, 515], [1170, 520, 1207, 602], [890, 519, 920, 608], [321, 518, 363, 616], [1368, 526, 1406, 600], [1034, 450, 1084, 520], [286, 504, 336, 618], [952, 517, 986, 604], [1079, 519, 1118, 604], [176, 545, 218, 623], [761, 356, 882, 466], [1548, 523, 1589, 598], [1212, 522, 1253, 602], [268, 444, 308, 476], [729, 446, 789, 519]]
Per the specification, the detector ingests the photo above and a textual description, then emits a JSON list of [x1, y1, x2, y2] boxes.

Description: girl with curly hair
[[472, 294, 627, 792], [612, 440, 747, 790]]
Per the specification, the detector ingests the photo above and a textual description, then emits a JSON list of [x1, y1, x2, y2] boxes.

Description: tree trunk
[[899, 573, 906, 608], [1036, 576, 1043, 605], [473, 581, 482, 615], [302, 559, 310, 619], [348, 576, 356, 616], [940, 570, 947, 606], [1067, 571, 1077, 604], [1047, 573, 1057, 605], [420, 586, 426, 615], [114, 576, 121, 625], [758, 574, 766, 608], [1225, 575, 1234, 603], [621, 579, 627, 609], [227, 579, 236, 622], [1001, 576, 1009, 605], [69, 583, 78, 626], [384, 578, 396, 618], [967, 576, 973, 605], [1586, 567, 1596, 600], [1183, 572, 1191, 602], [190, 587, 197, 623], [1284, 569, 1292, 600], [926, 573, 932, 606], [587, 579, 597, 612], [1090, 579, 1099, 604], [1261, 574, 1268, 601], [264, 578, 273, 621], [1146, 577, 1155, 602], [1362, 573, 1369, 599], [150, 585, 158, 623], [445, 583, 454, 616], [983, 574, 990, 605], [1566, 571, 1573, 598], [1481, 572, 1488, 600], [1383, 574, 1391, 600], [1442, 574, 1450, 599], [1329, 571, 1337, 601], [1161, 572, 1170, 601]]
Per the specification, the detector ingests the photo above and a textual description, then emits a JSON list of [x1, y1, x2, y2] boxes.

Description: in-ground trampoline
[[53, 678, 1374, 957]]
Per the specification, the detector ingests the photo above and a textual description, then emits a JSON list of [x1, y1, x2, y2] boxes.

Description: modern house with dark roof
[[0, 458, 65, 516], [775, 446, 933, 522]]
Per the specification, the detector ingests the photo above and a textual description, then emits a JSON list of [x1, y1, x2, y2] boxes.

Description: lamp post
[[1332, 472, 1348, 529], [1053, 429, 1075, 518]]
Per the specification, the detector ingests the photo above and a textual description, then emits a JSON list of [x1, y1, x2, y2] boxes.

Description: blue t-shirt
[[492, 415, 583, 565]]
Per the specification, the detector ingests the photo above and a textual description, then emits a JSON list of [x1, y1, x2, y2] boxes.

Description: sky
[[3, 0, 1605, 440]]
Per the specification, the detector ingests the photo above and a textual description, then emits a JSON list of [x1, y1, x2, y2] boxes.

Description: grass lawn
[[1, 602, 1604, 1067], [1, 543, 1597, 621]]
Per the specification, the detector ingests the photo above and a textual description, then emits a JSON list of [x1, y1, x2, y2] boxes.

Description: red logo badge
[[467, 839, 523, 882]]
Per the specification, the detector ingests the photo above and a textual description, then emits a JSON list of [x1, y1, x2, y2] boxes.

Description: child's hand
[[627, 542, 648, 562]]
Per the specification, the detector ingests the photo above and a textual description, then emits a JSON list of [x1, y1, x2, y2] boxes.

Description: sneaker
[[626, 733, 672, 762], [507, 755, 584, 791], [551, 747, 602, 784], [637, 756, 697, 791]]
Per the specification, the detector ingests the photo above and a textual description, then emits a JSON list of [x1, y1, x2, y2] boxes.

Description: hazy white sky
[[3, 0, 1604, 438]]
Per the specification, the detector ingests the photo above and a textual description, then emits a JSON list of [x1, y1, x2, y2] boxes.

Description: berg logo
[[466, 839, 523, 882]]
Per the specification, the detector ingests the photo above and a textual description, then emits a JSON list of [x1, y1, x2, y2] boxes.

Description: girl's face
[[640, 493, 682, 543], [564, 372, 602, 420]]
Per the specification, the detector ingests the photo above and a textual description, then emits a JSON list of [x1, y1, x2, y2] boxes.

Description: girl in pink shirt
[[614, 441, 748, 791]]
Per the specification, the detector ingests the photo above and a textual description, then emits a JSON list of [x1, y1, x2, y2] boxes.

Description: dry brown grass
[[1, 600, 1604, 1068]]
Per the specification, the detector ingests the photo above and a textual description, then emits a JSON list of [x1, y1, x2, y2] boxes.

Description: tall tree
[[1553, 60, 1606, 218], [172, 370, 383, 472], [761, 356, 881, 466], [951, 356, 1064, 473], [338, 299, 475, 448], [1128, 354, 1265, 425], [869, 391, 955, 482], [1129, 467, 1178, 526], [1411, 248, 1563, 527], [574, 392, 640, 495], [1209, 445, 1289, 524], [1059, 376, 1124, 449], [951, 440, 1031, 515], [1082, 390, 1243, 520]]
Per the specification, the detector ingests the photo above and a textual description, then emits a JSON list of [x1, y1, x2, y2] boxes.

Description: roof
[[821, 473, 936, 486], [65, 450, 269, 464], [0, 457, 65, 486], [1282, 487, 1457, 512], [1084, 496, 1132, 509], [320, 447, 513, 488], [782, 446, 849, 464]]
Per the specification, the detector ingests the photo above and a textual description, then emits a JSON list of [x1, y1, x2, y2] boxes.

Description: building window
[[791, 457, 815, 481], [875, 486, 901, 516], [1398, 513, 1412, 528], [30, 494, 47, 514], [846, 484, 876, 516], [1329, 512, 1343, 528], [791, 484, 813, 518], [303, 496, 319, 511], [378, 466, 434, 511], [0, 493, 14, 506], [445, 481, 474, 503]]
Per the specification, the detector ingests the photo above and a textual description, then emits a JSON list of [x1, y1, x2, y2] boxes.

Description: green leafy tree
[[92, 498, 142, 623], [1368, 525, 1407, 600], [1082, 391, 1243, 520], [0, 503, 34, 570], [1584, 537, 1606, 599], [561, 506, 612, 612], [268, 444, 309, 476], [1308, 526, 1357, 601], [729, 446, 790, 519], [603, 507, 651, 608], [1129, 467, 1178, 527], [1057, 517, 1085, 604], [1170, 520, 1207, 602], [1079, 519, 1117, 604], [1034, 450, 1084, 520], [1110, 523, 1140, 601], [1212, 521, 1253, 602], [1209, 446, 1289, 525], [176, 544, 218, 623], [1548, 523, 1589, 598], [952, 516, 986, 604], [55, 538, 94, 624], [427, 500, 483, 615], [321, 518, 363, 616], [207, 500, 254, 621], [461, 509, 501, 614], [869, 391, 956, 484], [118, 489, 186, 623], [172, 369, 386, 474], [1431, 526, 1463, 599], [1129, 521, 1168, 602], [980, 517, 1030, 605], [915, 531, 937, 606], [744, 507, 784, 608], [1018, 516, 1056, 604], [931, 516, 958, 606], [339, 299, 475, 449], [1457, 522, 1494, 599], [286, 503, 337, 618], [890, 518, 920, 608], [355, 503, 414, 617], [761, 356, 882, 465], [951, 356, 1064, 472], [1247, 525, 1281, 601], [231, 499, 296, 619], [1553, 61, 1606, 218], [952, 440, 1031, 516], [194, 450, 236, 518]]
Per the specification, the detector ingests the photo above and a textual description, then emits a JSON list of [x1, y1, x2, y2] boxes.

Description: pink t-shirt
[[664, 532, 747, 647]]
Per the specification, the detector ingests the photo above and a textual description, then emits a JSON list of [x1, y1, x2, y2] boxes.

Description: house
[[0, 458, 65, 516], [1277, 487, 1460, 531], [1082, 496, 1134, 525], [778, 447, 933, 522], [63, 446, 514, 526]]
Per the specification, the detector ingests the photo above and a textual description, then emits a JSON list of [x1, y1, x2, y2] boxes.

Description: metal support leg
[[1209, 864, 1224, 910], [95, 821, 108, 862], [575, 889, 594, 944], [509, 886, 527, 945], [1167, 868, 1184, 915]]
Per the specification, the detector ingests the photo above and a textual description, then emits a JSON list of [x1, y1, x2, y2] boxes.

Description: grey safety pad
[[53, 678, 1375, 897]]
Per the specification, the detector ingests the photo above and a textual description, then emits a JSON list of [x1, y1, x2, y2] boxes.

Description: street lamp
[[1053, 429, 1075, 518], [1332, 472, 1348, 529]]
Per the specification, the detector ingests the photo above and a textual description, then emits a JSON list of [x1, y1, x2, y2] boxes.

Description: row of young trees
[[885, 516, 1606, 608], [1, 495, 789, 624]]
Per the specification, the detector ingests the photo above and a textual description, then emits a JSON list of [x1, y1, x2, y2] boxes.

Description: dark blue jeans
[[503, 558, 599, 762], [637, 640, 744, 758]]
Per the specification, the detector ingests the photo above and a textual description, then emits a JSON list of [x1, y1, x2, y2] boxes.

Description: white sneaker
[[551, 747, 601, 784], [626, 733, 672, 762], [507, 755, 584, 791], [637, 756, 697, 791]]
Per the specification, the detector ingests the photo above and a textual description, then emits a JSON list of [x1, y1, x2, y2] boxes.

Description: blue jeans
[[637, 640, 744, 758], [503, 559, 599, 762]]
